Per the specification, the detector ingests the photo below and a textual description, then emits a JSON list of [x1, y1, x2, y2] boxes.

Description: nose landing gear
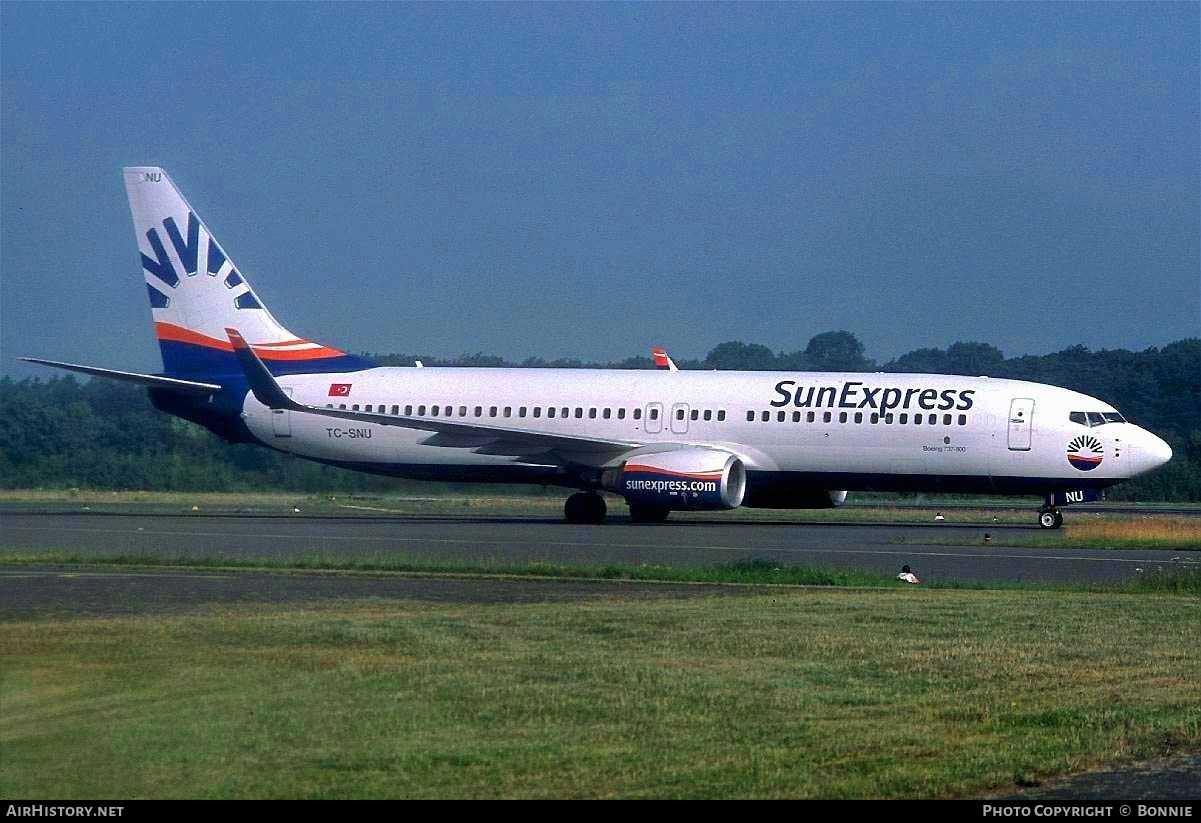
[[1038, 505, 1064, 529]]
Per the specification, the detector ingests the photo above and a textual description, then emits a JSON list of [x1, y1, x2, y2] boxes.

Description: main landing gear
[[564, 492, 607, 524], [564, 494, 672, 524], [1038, 506, 1064, 530], [627, 502, 671, 524]]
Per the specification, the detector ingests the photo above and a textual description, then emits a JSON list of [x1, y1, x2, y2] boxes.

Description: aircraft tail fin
[[123, 167, 371, 378]]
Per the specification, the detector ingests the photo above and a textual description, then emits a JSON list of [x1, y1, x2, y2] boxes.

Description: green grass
[[909, 515, 1201, 551], [2, 587, 1198, 799]]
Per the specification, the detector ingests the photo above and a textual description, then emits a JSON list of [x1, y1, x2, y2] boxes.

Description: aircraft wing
[[20, 358, 222, 394], [225, 328, 641, 456]]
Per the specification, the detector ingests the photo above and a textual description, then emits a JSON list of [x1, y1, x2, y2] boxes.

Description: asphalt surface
[[2, 510, 1198, 585], [2, 509, 1198, 801]]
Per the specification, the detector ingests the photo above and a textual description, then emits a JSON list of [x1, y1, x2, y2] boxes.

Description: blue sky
[[2, 2, 1198, 377]]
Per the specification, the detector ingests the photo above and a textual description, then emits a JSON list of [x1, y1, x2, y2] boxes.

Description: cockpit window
[[1070, 410, 1127, 427]]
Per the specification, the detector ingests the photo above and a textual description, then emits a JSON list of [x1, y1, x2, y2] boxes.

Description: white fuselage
[[237, 367, 1170, 495]]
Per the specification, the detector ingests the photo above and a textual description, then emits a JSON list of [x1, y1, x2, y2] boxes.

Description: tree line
[[3, 334, 1198, 501]]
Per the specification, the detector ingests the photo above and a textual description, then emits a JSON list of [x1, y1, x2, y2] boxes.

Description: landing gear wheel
[[565, 492, 607, 524], [628, 503, 670, 524], [1038, 508, 1063, 529]]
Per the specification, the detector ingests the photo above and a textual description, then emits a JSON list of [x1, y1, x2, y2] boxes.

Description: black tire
[[565, 492, 607, 524], [1039, 509, 1061, 529]]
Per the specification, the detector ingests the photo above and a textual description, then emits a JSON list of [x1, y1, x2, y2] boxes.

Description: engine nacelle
[[602, 448, 746, 510], [742, 488, 848, 509]]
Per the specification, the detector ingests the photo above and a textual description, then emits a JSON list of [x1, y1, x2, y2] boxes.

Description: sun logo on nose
[[1067, 435, 1104, 471]]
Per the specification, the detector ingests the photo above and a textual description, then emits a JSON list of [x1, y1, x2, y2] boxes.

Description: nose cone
[[1148, 432, 1173, 467], [1134, 430, 1173, 475]]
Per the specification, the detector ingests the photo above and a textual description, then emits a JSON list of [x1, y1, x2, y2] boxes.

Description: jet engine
[[602, 448, 746, 510]]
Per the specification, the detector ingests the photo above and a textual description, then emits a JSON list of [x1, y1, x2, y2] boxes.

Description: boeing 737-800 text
[[24, 168, 1173, 526]]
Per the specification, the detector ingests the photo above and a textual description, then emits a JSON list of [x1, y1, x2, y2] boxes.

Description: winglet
[[652, 347, 679, 372], [225, 328, 296, 409]]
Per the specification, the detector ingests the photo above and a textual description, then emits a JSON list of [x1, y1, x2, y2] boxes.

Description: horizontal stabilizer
[[20, 358, 222, 394]]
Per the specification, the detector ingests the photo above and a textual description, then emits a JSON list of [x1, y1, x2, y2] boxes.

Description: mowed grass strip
[[2, 589, 1198, 799], [909, 516, 1201, 551]]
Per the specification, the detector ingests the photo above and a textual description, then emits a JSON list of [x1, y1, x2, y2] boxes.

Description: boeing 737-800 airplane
[[24, 168, 1173, 526]]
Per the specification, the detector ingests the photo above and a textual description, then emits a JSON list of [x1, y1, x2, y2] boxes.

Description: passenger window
[[778, 411, 786, 422], [649, 408, 659, 420], [444, 406, 452, 417], [576, 408, 584, 419], [717, 410, 726, 422], [690, 409, 699, 421], [634, 408, 643, 420], [676, 409, 685, 420], [943, 414, 952, 425], [339, 404, 347, 410], [899, 413, 908, 425], [807, 412, 816, 423], [884, 413, 894, 424], [792, 411, 801, 423], [391, 405, 399, 415], [548, 407, 556, 418], [504, 407, 512, 418], [958, 414, 967, 426], [618, 408, 626, 420], [489, 406, 497, 418], [914, 413, 922, 425], [703, 410, 711, 421], [746, 410, 755, 422], [353, 404, 360, 411], [823, 411, 832, 423], [417, 405, 425, 415], [604, 408, 612, 419], [589, 408, 598, 419], [533, 407, 541, 418], [459, 406, 467, 417], [839, 412, 848, 423], [855, 412, 863, 424], [518, 407, 527, 418], [474, 406, 482, 417], [761, 411, 770, 422], [871, 413, 879, 424], [431, 406, 439, 417]]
